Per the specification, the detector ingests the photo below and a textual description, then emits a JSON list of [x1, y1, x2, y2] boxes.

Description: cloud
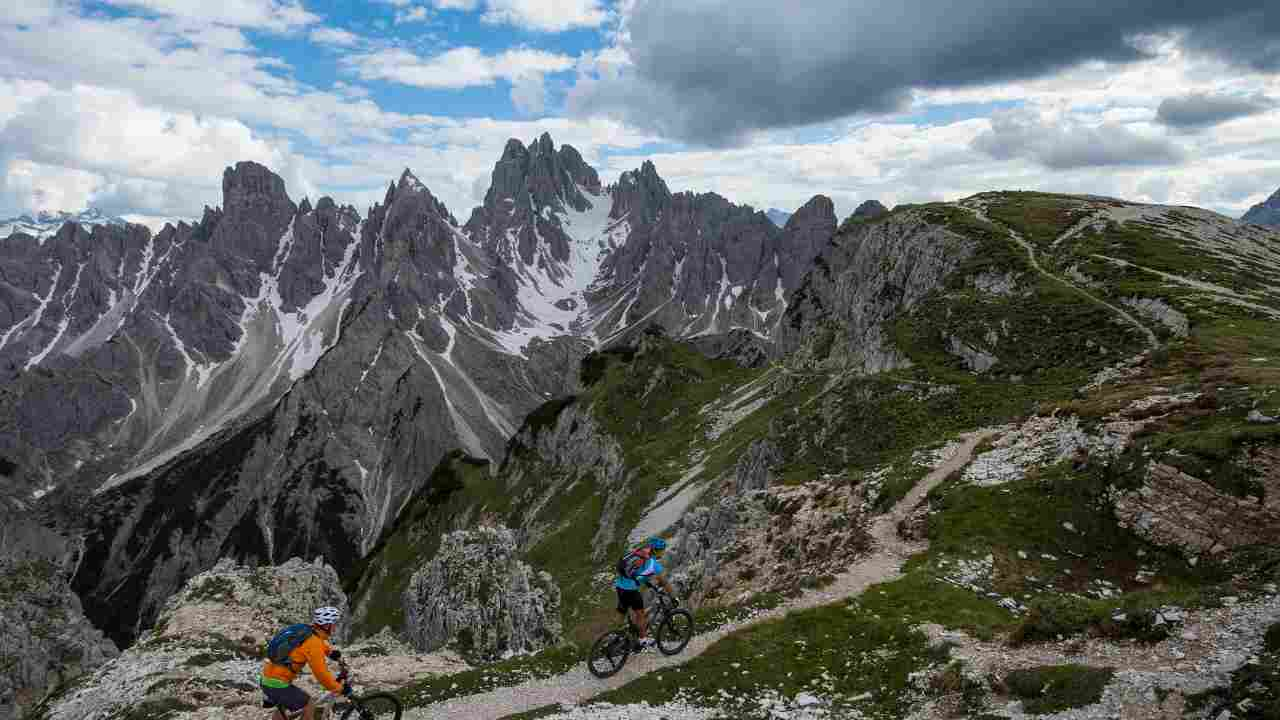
[[342, 46, 574, 89], [309, 27, 361, 47], [103, 0, 319, 32], [972, 109, 1186, 170], [0, 84, 291, 216], [480, 0, 608, 32], [435, 0, 480, 8], [1156, 92, 1274, 130], [395, 7, 431, 24], [510, 73, 548, 115], [569, 0, 1279, 145]]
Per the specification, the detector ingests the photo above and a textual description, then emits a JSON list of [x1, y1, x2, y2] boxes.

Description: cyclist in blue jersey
[[615, 536, 677, 650]]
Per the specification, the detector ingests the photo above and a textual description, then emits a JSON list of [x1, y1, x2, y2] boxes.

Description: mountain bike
[[263, 657, 403, 720], [587, 586, 694, 679]]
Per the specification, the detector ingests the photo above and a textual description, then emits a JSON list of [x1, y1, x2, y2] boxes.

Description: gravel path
[[405, 431, 996, 720]]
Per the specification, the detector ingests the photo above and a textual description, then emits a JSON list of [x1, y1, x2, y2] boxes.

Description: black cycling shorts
[[262, 684, 310, 712], [616, 587, 645, 613]]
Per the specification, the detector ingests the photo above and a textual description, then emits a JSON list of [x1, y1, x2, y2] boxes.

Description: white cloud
[[342, 46, 575, 89], [309, 27, 361, 47], [103, 0, 319, 32], [0, 84, 291, 217], [435, 0, 480, 8], [395, 7, 431, 24], [510, 73, 547, 115], [480, 0, 608, 32]]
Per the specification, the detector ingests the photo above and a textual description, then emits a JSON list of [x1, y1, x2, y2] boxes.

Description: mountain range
[[4, 140, 1280, 719], [0, 208, 129, 241], [0, 133, 844, 644]]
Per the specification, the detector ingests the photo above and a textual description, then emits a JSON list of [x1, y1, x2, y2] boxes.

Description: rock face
[[667, 476, 872, 605], [1241, 186, 1280, 226], [402, 526, 561, 661], [777, 209, 978, 372], [35, 558, 462, 720], [0, 559, 118, 720]]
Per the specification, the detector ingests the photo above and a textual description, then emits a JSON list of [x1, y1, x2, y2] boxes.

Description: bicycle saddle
[[262, 701, 276, 709]]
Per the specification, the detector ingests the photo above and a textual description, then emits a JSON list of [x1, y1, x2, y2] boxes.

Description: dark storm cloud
[[1156, 93, 1275, 129], [569, 0, 1278, 145], [973, 110, 1186, 170]]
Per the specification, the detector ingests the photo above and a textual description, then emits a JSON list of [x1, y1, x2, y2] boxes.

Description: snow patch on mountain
[[0, 208, 131, 242], [491, 187, 629, 354]]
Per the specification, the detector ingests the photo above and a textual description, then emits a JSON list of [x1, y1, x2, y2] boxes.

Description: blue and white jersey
[[614, 557, 663, 591]]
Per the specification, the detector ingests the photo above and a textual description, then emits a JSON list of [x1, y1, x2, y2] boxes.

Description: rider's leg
[[631, 607, 649, 638], [301, 699, 317, 720]]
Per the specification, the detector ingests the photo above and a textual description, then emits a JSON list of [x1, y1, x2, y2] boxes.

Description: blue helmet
[[646, 536, 667, 551]]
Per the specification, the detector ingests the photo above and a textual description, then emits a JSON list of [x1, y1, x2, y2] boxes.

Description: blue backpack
[[266, 624, 313, 665]]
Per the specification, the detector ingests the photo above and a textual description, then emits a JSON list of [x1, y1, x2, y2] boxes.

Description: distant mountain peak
[[1242, 186, 1280, 227], [766, 208, 792, 227]]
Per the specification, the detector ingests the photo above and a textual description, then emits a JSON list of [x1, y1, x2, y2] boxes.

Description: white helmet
[[313, 606, 342, 625]]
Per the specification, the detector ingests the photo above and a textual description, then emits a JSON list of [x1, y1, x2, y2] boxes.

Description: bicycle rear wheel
[[656, 609, 694, 655], [341, 693, 403, 720], [587, 629, 632, 679]]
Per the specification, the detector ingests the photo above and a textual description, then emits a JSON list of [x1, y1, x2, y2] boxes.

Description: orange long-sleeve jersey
[[261, 626, 342, 693]]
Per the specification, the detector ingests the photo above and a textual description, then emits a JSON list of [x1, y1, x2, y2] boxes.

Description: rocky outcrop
[[667, 478, 873, 605], [36, 558, 463, 720], [777, 209, 979, 372], [733, 438, 782, 493], [1123, 296, 1189, 338], [402, 526, 561, 661], [0, 559, 118, 720], [1112, 463, 1280, 559], [687, 328, 772, 368], [1241, 186, 1280, 227]]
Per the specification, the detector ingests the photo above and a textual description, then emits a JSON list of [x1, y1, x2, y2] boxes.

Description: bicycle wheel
[[587, 629, 632, 679], [340, 693, 403, 720], [656, 609, 694, 655]]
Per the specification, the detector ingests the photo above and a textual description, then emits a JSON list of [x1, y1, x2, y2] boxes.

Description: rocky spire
[[211, 161, 297, 269], [779, 195, 837, 295]]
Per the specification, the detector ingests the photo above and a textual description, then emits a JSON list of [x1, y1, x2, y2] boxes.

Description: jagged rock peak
[[788, 195, 836, 226], [298, 196, 312, 215], [1242, 186, 1280, 227], [221, 161, 293, 216], [398, 168, 427, 193], [481, 132, 597, 214], [853, 199, 889, 220], [212, 161, 296, 266], [500, 137, 527, 161], [611, 159, 671, 222]]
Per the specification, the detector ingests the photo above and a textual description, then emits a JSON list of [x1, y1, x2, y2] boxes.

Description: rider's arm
[[302, 637, 344, 693]]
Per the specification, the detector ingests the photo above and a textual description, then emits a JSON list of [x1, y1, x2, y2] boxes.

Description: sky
[[0, 0, 1278, 229]]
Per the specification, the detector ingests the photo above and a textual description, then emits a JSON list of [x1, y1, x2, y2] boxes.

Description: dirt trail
[[406, 431, 996, 720]]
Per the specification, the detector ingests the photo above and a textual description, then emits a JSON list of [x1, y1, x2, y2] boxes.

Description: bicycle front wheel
[[587, 629, 632, 679], [657, 609, 694, 655], [341, 693, 403, 720]]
